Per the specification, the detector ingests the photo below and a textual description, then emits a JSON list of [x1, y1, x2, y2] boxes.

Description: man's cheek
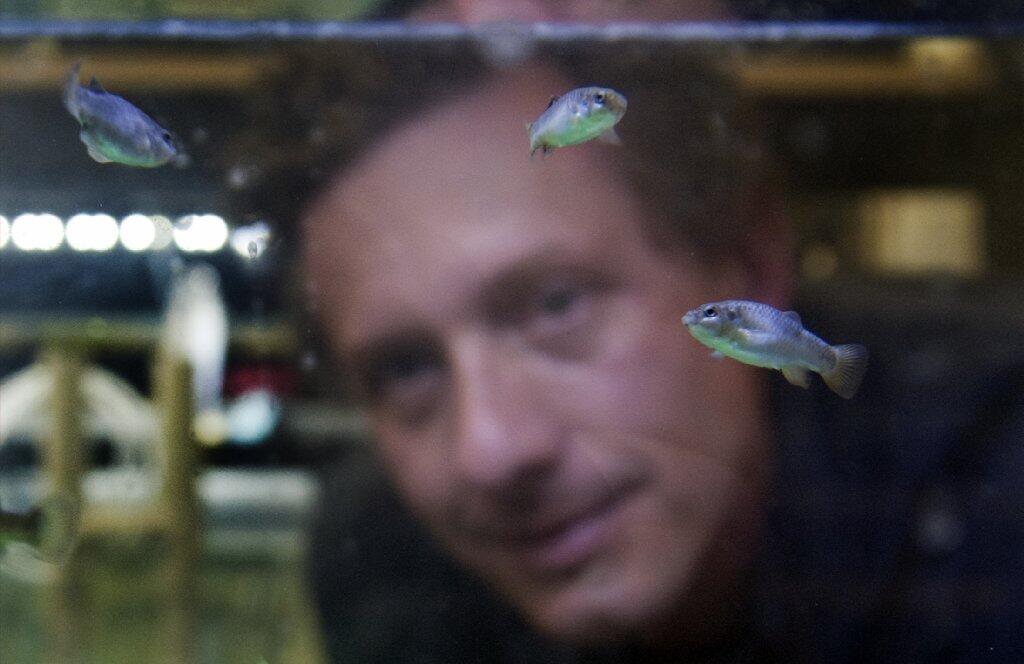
[[376, 438, 452, 520], [552, 362, 706, 441]]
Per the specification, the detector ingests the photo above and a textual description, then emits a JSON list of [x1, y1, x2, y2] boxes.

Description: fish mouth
[[681, 310, 699, 326]]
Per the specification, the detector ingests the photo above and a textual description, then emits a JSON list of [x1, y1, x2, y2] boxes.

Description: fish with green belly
[[63, 62, 178, 167], [527, 86, 627, 157], [682, 300, 869, 399]]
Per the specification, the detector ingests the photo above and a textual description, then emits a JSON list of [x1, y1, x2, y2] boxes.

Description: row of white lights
[[0, 213, 267, 257]]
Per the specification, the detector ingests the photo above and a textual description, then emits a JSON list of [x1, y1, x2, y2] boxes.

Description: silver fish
[[63, 62, 177, 167], [527, 86, 627, 157], [682, 300, 869, 399]]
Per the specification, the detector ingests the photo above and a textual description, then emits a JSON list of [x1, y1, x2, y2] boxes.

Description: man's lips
[[514, 489, 626, 542], [461, 481, 640, 572], [518, 488, 633, 572]]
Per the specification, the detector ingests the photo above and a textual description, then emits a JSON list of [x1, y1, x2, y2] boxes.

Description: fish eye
[[161, 132, 172, 143], [703, 307, 717, 318], [593, 92, 605, 105]]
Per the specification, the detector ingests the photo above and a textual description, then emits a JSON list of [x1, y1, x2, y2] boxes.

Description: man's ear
[[737, 183, 795, 311]]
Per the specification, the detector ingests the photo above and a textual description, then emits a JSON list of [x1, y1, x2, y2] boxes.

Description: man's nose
[[449, 334, 561, 493]]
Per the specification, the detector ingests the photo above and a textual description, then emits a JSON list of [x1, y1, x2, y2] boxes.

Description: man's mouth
[[503, 484, 638, 574]]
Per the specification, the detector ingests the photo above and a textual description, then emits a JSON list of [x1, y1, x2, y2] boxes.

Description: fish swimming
[[527, 86, 627, 157], [682, 300, 869, 399], [63, 62, 177, 167]]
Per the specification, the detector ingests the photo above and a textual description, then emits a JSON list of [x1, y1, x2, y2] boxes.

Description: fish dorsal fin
[[88, 76, 105, 93], [783, 311, 801, 325], [546, 95, 558, 109]]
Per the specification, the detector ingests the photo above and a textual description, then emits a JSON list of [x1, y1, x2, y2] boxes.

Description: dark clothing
[[308, 303, 1024, 663]]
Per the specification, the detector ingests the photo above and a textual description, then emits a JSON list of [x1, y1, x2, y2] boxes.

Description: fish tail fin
[[63, 61, 82, 119], [822, 343, 869, 399]]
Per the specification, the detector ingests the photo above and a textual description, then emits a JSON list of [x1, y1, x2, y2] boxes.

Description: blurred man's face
[[306, 70, 772, 644]]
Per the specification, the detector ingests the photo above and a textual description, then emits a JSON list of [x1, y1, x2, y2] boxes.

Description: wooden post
[[41, 346, 84, 664], [153, 349, 199, 664]]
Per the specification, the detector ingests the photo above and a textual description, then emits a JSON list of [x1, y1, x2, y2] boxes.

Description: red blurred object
[[224, 363, 298, 399]]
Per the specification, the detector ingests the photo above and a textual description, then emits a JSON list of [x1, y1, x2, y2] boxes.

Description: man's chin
[[505, 565, 682, 647], [521, 590, 652, 647], [457, 513, 709, 645]]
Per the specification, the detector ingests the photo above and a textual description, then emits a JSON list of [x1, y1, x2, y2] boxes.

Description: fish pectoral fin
[[734, 328, 776, 350], [596, 127, 622, 146], [781, 366, 811, 389], [63, 63, 82, 119], [710, 350, 725, 360], [85, 143, 112, 163]]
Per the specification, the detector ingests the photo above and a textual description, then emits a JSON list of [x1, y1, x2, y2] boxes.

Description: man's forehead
[[305, 66, 645, 347], [336, 68, 584, 203], [319, 197, 627, 353], [325, 73, 636, 232]]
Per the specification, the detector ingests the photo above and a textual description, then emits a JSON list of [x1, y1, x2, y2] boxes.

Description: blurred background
[[2, 1, 1024, 663]]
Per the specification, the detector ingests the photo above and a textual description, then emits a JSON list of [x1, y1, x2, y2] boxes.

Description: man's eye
[[536, 283, 582, 317], [376, 351, 436, 386], [519, 278, 601, 355], [529, 280, 589, 324], [361, 346, 444, 419]]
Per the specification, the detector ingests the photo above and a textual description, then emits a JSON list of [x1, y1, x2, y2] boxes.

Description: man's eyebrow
[[346, 327, 416, 365], [344, 325, 441, 379], [473, 247, 599, 310], [346, 247, 602, 360]]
